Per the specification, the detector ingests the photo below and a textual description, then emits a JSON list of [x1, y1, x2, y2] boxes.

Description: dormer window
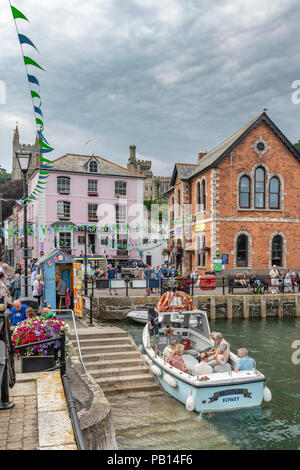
[[89, 160, 98, 173]]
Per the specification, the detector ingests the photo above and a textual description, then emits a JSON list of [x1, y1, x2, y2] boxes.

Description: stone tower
[[11, 124, 40, 180]]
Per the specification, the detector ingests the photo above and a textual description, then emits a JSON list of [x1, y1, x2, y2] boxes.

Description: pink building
[[15, 154, 145, 265]]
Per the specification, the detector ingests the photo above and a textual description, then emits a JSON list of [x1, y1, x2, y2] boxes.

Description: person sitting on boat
[[234, 348, 255, 371], [147, 307, 159, 357], [169, 344, 189, 372], [213, 354, 232, 373], [205, 333, 230, 367], [191, 360, 213, 376], [198, 331, 218, 362], [163, 340, 177, 363]]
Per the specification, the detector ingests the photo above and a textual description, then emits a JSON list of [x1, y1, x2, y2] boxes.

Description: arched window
[[171, 196, 175, 222], [272, 235, 283, 266], [201, 180, 206, 211], [177, 188, 181, 216], [254, 167, 265, 208], [201, 235, 206, 267], [196, 182, 200, 211], [237, 234, 248, 267], [89, 160, 98, 173], [239, 175, 250, 208], [197, 235, 201, 266], [269, 177, 280, 209]]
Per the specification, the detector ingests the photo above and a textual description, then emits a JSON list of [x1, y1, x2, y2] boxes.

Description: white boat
[[142, 310, 271, 413], [126, 309, 198, 326]]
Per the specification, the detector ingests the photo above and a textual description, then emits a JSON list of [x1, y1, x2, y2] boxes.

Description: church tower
[[11, 124, 40, 180]]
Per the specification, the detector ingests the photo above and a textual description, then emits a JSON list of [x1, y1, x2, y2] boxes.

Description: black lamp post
[[15, 148, 32, 297]]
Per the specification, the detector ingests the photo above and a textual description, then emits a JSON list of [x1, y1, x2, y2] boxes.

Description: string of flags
[[9, 2, 54, 203]]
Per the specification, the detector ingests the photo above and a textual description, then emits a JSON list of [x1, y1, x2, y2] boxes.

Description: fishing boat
[[141, 292, 271, 413]]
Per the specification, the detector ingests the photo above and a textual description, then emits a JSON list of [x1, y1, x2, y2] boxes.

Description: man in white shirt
[[31, 269, 37, 292]]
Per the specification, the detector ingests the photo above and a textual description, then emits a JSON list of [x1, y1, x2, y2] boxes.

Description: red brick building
[[167, 111, 300, 275]]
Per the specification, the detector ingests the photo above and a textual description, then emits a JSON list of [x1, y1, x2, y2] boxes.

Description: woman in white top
[[32, 274, 44, 308], [0, 272, 9, 306]]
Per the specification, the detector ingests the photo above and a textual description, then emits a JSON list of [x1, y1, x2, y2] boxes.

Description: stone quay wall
[[84, 294, 300, 321]]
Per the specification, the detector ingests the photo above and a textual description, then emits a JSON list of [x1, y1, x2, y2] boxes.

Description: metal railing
[[0, 310, 86, 450]]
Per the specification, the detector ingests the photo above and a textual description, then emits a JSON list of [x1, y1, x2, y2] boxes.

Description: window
[[117, 234, 128, 250], [177, 189, 181, 216], [88, 204, 98, 222], [89, 160, 98, 173], [272, 235, 283, 266], [57, 177, 70, 194], [239, 175, 251, 208], [201, 235, 206, 267], [57, 201, 71, 220], [115, 204, 127, 223], [269, 177, 280, 209], [88, 179, 98, 195], [115, 181, 127, 197], [254, 167, 265, 208], [101, 236, 108, 246], [196, 182, 201, 211], [171, 196, 175, 222], [59, 232, 71, 254], [78, 235, 85, 245], [237, 234, 248, 267], [201, 180, 206, 211]]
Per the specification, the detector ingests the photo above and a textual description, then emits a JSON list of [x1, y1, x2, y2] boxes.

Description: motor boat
[[141, 293, 271, 413], [126, 309, 198, 326]]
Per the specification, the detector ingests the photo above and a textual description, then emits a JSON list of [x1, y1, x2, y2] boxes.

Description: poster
[[73, 262, 83, 318]]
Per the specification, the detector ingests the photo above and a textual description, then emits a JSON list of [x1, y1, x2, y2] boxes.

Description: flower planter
[[21, 355, 56, 373]]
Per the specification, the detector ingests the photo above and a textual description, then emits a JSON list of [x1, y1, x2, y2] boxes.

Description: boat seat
[[182, 354, 199, 370], [183, 349, 199, 358]]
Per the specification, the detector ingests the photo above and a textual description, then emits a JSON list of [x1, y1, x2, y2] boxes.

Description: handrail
[[50, 309, 87, 374]]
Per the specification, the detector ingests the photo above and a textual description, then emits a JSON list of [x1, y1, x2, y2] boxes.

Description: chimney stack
[[198, 151, 207, 163]]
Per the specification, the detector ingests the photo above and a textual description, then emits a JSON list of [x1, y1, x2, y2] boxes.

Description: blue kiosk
[[36, 248, 74, 311]]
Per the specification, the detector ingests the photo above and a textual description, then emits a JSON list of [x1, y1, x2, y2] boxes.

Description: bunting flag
[[9, 2, 54, 203]]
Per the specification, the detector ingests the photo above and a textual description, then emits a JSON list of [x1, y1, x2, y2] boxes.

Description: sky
[[1, 0, 300, 177]]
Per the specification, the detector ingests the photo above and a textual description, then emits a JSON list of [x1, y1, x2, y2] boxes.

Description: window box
[[88, 192, 98, 197]]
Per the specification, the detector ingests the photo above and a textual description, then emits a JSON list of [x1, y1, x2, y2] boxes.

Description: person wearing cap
[[213, 354, 232, 373], [234, 348, 255, 371], [163, 340, 177, 363]]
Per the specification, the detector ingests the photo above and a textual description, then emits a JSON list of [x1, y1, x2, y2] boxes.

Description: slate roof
[[51, 154, 145, 179]]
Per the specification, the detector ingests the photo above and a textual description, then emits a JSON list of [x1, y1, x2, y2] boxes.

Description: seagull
[[84, 139, 93, 146]]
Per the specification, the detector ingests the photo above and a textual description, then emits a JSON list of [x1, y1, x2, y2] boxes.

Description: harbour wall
[[84, 294, 300, 321]]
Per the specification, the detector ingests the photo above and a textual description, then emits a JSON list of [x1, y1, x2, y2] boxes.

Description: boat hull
[[155, 372, 264, 413]]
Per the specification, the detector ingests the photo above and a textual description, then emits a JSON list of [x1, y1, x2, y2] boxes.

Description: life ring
[[157, 291, 194, 312]]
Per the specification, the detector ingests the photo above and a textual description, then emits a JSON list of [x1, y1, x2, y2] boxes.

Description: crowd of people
[[147, 308, 256, 376], [232, 265, 300, 294]]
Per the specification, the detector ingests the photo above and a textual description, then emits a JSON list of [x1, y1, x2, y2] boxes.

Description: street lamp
[[15, 147, 32, 298]]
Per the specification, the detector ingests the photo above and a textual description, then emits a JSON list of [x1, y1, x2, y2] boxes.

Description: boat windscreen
[[191, 313, 211, 339]]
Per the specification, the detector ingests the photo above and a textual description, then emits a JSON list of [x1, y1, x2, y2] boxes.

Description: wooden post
[[243, 295, 249, 320], [278, 296, 283, 319], [261, 296, 266, 319], [227, 295, 233, 320], [296, 295, 300, 318], [210, 296, 216, 321]]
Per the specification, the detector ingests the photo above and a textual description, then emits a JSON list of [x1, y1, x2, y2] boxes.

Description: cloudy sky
[[1, 0, 300, 176]]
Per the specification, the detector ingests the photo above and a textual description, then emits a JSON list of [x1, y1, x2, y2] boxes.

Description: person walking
[[56, 276, 67, 309], [0, 272, 9, 307], [106, 264, 117, 295], [269, 264, 280, 294], [9, 274, 22, 301], [32, 274, 44, 309]]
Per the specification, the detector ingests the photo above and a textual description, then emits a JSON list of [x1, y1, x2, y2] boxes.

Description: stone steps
[[73, 337, 132, 348], [80, 350, 141, 362], [97, 373, 154, 387], [77, 344, 137, 355], [100, 382, 159, 398], [87, 366, 149, 379], [70, 330, 128, 341], [84, 357, 144, 370]]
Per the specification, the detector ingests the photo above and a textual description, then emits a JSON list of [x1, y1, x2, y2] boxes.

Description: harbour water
[[104, 317, 300, 450]]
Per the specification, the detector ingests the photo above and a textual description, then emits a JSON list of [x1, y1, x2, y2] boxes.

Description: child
[[41, 307, 56, 319], [25, 307, 36, 319]]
